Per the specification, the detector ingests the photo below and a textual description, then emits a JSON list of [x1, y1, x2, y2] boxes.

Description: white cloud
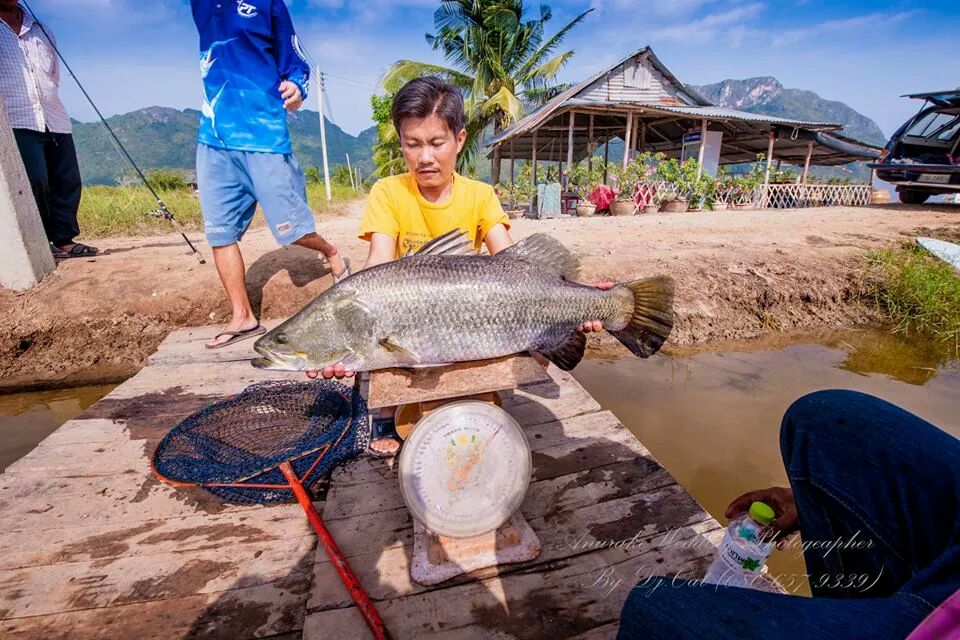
[[650, 3, 764, 45], [772, 10, 922, 47]]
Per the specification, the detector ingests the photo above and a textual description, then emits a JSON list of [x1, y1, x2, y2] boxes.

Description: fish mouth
[[251, 345, 309, 371]]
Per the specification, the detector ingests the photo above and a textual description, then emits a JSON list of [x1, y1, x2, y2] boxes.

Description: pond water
[[573, 328, 959, 595], [0, 385, 116, 473]]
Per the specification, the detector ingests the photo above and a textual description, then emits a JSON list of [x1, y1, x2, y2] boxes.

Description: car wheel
[[899, 189, 930, 205]]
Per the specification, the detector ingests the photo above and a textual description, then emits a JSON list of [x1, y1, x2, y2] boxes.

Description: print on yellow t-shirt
[[358, 173, 509, 255]]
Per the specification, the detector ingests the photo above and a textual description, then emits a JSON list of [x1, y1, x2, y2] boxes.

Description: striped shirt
[[0, 5, 71, 134]]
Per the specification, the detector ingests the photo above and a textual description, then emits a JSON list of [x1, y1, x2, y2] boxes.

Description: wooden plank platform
[[0, 324, 763, 640]]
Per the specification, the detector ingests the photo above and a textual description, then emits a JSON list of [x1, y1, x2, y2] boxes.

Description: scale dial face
[[398, 401, 532, 538]]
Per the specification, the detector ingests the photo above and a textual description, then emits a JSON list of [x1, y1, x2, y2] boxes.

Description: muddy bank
[[2, 202, 958, 392]]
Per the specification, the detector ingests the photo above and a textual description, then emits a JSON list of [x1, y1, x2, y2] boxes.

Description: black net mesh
[[152, 380, 369, 504]]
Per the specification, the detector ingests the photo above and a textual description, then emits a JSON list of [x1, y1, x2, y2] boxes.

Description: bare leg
[[293, 232, 346, 276], [208, 243, 259, 347]]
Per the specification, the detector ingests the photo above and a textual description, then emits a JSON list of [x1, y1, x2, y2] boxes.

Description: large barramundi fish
[[252, 230, 674, 372]]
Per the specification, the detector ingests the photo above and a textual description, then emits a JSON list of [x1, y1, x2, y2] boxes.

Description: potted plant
[[568, 162, 597, 217], [660, 193, 689, 213]]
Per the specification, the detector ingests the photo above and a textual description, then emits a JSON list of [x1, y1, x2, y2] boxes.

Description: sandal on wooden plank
[[205, 324, 266, 350], [367, 415, 402, 459]]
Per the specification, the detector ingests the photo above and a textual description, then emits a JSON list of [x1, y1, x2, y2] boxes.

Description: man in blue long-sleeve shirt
[[191, 0, 350, 349]]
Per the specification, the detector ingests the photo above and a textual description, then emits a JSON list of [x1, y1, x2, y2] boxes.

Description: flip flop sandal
[[205, 324, 266, 350], [367, 415, 402, 459], [331, 257, 352, 284], [54, 243, 99, 259]]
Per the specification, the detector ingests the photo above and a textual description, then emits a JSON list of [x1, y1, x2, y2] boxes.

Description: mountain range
[[71, 107, 377, 185], [71, 77, 887, 185]]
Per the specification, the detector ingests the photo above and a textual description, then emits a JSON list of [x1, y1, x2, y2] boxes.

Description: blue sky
[[36, 0, 959, 138]]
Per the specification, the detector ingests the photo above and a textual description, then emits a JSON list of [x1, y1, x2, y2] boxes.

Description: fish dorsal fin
[[498, 233, 580, 280], [412, 228, 475, 257]]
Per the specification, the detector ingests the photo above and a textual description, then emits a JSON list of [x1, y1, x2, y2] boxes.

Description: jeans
[[618, 390, 960, 640], [13, 128, 83, 246]]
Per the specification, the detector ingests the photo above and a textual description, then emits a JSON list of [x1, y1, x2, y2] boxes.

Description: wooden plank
[[0, 504, 308, 570], [2, 580, 310, 640], [367, 355, 551, 409], [0, 468, 274, 532], [303, 525, 719, 639], [309, 485, 713, 609], [0, 535, 315, 619]]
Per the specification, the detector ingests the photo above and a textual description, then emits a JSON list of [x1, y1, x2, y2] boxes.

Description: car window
[[936, 117, 960, 141], [906, 111, 954, 137]]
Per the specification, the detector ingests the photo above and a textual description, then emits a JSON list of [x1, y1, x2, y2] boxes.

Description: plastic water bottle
[[702, 501, 776, 588]]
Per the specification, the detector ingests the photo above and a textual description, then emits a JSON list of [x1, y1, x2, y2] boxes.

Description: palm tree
[[381, 0, 592, 182]]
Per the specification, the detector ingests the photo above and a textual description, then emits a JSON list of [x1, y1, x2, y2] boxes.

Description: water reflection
[[0, 385, 115, 472]]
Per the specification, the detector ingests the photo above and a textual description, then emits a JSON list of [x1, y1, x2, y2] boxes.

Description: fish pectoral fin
[[412, 228, 474, 257], [379, 337, 422, 364], [496, 233, 580, 281], [538, 331, 587, 371]]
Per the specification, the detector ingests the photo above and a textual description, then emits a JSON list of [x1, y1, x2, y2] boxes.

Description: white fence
[[758, 184, 873, 209]]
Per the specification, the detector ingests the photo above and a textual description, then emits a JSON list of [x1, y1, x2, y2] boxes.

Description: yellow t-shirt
[[358, 172, 509, 255]]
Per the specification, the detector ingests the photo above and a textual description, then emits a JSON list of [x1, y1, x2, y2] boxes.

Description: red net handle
[[279, 462, 392, 640]]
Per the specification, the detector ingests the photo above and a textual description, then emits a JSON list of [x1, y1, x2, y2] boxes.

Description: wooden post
[[628, 114, 638, 158], [801, 141, 813, 184], [532, 129, 538, 187], [622, 112, 633, 170], [587, 113, 594, 171], [603, 137, 610, 184], [566, 110, 575, 176], [639, 120, 646, 154], [696, 118, 707, 179], [0, 95, 55, 290], [510, 139, 515, 186]]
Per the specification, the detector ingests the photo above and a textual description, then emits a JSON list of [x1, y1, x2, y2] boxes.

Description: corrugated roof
[[592, 102, 843, 129]]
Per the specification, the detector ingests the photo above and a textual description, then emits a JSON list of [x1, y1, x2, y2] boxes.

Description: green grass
[[866, 243, 960, 354], [77, 182, 360, 239]]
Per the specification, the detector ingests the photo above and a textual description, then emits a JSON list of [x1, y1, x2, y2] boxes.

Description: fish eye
[[275, 333, 288, 344]]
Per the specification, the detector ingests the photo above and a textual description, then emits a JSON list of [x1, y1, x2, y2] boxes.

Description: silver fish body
[[253, 233, 674, 372]]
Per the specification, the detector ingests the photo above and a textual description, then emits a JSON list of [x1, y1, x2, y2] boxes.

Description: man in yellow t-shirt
[[357, 77, 514, 267]]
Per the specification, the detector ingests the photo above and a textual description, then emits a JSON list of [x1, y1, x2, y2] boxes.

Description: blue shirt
[[190, 0, 310, 153]]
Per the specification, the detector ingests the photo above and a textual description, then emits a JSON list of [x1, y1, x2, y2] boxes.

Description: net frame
[[152, 380, 370, 504]]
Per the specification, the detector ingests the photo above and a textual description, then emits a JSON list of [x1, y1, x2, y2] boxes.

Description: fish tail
[[608, 276, 675, 358]]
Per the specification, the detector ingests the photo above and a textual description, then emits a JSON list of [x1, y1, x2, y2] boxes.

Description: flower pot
[[643, 204, 661, 214], [662, 199, 689, 213], [576, 203, 597, 217], [609, 199, 636, 216], [711, 202, 728, 211], [506, 208, 525, 219]]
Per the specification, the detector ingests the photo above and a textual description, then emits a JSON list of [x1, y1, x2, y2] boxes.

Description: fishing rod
[[21, 0, 206, 265]]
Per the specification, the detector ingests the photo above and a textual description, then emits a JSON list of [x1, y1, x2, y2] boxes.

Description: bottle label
[[717, 534, 765, 574]]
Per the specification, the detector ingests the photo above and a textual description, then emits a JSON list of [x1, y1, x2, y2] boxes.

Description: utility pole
[[316, 69, 332, 202], [346, 153, 355, 190]]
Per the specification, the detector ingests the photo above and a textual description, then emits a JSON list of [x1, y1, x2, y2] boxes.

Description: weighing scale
[[366, 354, 551, 586], [398, 400, 542, 585]]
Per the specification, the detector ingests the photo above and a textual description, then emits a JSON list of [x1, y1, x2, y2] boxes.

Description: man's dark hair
[[391, 77, 466, 136]]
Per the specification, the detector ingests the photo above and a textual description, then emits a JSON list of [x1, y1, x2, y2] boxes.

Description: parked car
[[870, 90, 960, 204]]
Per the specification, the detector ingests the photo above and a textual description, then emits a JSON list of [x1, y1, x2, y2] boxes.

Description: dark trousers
[[13, 128, 82, 246], [617, 390, 960, 640]]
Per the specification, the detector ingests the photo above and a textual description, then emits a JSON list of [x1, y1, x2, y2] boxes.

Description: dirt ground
[[2, 201, 959, 391]]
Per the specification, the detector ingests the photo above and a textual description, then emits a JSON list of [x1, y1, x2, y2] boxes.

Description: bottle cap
[[749, 501, 776, 526]]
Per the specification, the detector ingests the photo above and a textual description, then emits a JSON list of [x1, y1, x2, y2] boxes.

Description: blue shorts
[[196, 143, 317, 247]]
